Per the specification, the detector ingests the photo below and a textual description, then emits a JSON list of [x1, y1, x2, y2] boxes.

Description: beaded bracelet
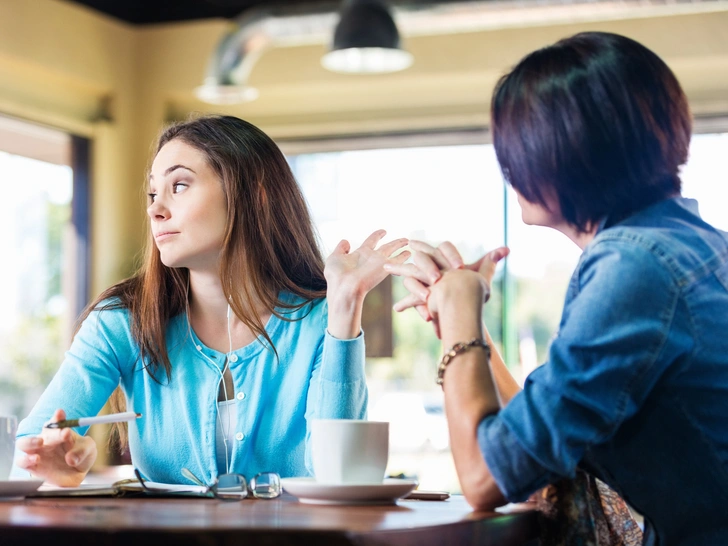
[[436, 338, 491, 386]]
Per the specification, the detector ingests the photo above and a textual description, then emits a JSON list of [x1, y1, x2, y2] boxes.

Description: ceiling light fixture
[[195, 0, 704, 104], [321, 0, 413, 74]]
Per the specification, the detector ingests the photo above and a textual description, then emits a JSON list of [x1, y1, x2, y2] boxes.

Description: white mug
[[311, 419, 389, 485], [0, 415, 18, 480]]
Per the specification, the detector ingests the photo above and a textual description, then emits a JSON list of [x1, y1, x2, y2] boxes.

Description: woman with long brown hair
[[14, 115, 408, 487]]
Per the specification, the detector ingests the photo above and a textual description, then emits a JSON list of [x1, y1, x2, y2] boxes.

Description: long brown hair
[[79, 115, 327, 451]]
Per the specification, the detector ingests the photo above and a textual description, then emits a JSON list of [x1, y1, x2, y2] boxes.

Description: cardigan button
[[235, 432, 244, 441], [237, 392, 245, 400]]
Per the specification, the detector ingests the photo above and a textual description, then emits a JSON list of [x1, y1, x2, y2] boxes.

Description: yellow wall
[[0, 0, 727, 293], [0, 0, 140, 295]]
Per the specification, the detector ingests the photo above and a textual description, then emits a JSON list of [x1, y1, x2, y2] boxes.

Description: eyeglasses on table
[[133, 467, 282, 500]]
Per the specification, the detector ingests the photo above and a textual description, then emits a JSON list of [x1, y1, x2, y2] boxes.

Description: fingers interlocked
[[386, 241, 509, 319], [385, 240, 466, 316]]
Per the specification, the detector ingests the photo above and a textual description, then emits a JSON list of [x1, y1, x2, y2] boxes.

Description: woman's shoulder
[[88, 297, 130, 317], [587, 227, 672, 271], [276, 291, 327, 322], [77, 297, 133, 338], [588, 200, 728, 287], [577, 231, 678, 299]]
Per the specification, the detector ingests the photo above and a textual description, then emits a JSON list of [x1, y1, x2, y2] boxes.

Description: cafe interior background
[[0, 0, 726, 491]]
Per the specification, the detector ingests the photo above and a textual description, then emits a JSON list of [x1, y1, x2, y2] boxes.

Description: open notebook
[[30, 479, 211, 498]]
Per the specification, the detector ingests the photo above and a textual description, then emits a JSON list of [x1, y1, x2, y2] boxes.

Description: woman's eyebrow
[[149, 164, 197, 180]]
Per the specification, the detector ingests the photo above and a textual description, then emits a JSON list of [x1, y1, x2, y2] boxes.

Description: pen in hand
[[44, 411, 142, 429]]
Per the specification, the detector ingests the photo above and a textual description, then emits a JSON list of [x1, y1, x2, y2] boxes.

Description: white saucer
[[0, 479, 44, 498], [281, 477, 418, 505]]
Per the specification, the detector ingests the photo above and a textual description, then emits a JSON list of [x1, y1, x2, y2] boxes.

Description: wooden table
[[0, 493, 539, 545]]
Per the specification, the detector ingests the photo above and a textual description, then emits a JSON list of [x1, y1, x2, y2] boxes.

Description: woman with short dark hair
[[493, 32, 691, 233], [387, 32, 728, 545]]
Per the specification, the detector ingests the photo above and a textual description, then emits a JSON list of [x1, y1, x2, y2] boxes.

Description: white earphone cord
[[221, 303, 233, 474], [187, 294, 235, 475]]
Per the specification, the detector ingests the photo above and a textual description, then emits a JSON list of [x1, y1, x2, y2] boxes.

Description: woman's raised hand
[[15, 408, 98, 487], [324, 229, 409, 339], [324, 229, 410, 299], [384, 241, 509, 334]]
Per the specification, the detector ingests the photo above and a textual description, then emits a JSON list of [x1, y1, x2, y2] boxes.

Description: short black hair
[[491, 32, 692, 231]]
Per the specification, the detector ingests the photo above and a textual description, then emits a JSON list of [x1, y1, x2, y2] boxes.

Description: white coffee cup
[[311, 419, 389, 485], [0, 415, 18, 480]]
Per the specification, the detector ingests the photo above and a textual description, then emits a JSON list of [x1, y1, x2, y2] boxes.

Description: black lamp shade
[[332, 0, 402, 50], [322, 0, 413, 74]]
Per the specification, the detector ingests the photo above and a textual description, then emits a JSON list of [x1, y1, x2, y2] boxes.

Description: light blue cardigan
[[14, 292, 367, 484]]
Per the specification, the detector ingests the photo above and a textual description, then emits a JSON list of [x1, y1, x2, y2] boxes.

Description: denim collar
[[594, 196, 699, 237]]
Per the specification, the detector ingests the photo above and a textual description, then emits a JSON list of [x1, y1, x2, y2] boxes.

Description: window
[[505, 185, 581, 381], [288, 141, 504, 491], [681, 132, 728, 231], [0, 116, 88, 419]]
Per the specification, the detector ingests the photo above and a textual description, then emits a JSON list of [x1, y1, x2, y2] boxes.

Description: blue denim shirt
[[478, 197, 728, 545]]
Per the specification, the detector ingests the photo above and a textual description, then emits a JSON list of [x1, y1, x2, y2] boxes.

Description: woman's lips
[[155, 232, 179, 242]]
